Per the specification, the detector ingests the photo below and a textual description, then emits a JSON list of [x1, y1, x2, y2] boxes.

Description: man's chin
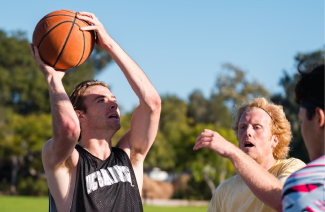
[[110, 123, 121, 131]]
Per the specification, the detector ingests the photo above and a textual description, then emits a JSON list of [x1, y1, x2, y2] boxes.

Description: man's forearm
[[102, 37, 160, 109], [228, 149, 283, 212], [47, 75, 80, 142]]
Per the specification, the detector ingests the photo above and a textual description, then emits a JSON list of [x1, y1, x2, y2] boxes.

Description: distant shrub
[[17, 177, 48, 196]]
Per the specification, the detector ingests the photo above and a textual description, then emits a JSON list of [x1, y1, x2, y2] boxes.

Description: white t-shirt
[[207, 158, 306, 212]]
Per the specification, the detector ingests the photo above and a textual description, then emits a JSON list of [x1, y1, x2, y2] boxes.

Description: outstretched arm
[[77, 12, 161, 191], [194, 129, 283, 212]]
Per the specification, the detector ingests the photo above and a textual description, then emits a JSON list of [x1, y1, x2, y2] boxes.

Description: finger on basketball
[[78, 11, 94, 18], [34, 47, 45, 65], [76, 15, 95, 25], [29, 44, 35, 58], [80, 26, 97, 31], [77, 12, 98, 22], [33, 46, 41, 60]]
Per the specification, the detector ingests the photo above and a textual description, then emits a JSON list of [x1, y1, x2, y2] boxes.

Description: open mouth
[[108, 114, 119, 119], [244, 141, 254, 148]]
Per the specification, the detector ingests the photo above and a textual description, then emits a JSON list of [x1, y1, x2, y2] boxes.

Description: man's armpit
[[130, 148, 144, 166]]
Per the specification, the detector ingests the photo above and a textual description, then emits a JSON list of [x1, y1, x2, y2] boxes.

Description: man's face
[[79, 85, 121, 132], [237, 108, 277, 164]]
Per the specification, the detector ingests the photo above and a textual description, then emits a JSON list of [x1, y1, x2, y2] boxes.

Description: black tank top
[[49, 145, 143, 212]]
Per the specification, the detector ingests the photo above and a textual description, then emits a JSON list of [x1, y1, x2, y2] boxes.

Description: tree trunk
[[218, 158, 227, 184], [203, 166, 216, 196], [10, 155, 23, 195]]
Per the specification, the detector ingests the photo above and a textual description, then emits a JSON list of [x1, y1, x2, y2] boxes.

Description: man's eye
[[240, 126, 246, 129], [98, 99, 104, 103]]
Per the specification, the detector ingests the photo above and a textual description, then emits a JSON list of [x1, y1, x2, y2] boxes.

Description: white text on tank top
[[85, 165, 134, 194]]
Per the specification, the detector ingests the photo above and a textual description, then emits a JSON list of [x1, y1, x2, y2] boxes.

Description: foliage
[[271, 48, 324, 163], [214, 63, 270, 109], [17, 177, 48, 196]]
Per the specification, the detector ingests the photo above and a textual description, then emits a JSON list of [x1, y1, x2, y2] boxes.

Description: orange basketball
[[32, 10, 95, 70]]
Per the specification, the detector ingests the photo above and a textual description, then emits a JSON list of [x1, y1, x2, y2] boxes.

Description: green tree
[[0, 113, 52, 194], [271, 48, 324, 163], [214, 63, 270, 109], [187, 90, 232, 128]]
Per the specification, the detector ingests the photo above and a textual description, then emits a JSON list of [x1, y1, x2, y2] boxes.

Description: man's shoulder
[[216, 175, 241, 192], [288, 155, 325, 177], [273, 157, 306, 184], [276, 157, 306, 172]]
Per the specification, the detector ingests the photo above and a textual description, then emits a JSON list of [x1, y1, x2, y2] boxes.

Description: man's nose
[[109, 102, 118, 109], [245, 126, 253, 137]]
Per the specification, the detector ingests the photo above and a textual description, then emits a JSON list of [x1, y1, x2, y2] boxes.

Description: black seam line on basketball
[[79, 19, 90, 26], [39, 14, 75, 22], [75, 29, 85, 67], [55, 21, 86, 68], [37, 21, 74, 50], [61, 10, 75, 14], [65, 21, 87, 67], [53, 12, 78, 68]]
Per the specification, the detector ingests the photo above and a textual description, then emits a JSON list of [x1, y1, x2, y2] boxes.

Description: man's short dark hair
[[69, 80, 110, 113], [295, 64, 324, 120]]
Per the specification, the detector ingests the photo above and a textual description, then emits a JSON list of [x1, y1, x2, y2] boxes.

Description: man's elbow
[[147, 95, 161, 112], [57, 121, 80, 141]]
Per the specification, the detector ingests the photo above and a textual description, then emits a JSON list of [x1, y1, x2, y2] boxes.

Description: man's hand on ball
[[77, 12, 110, 49], [193, 129, 236, 158], [30, 44, 65, 80]]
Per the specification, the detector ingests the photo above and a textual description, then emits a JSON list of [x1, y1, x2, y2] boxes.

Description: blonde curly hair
[[232, 98, 292, 159]]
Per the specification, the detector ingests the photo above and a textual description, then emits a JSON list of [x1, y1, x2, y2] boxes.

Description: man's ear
[[76, 110, 86, 123], [271, 134, 279, 148], [316, 107, 325, 128]]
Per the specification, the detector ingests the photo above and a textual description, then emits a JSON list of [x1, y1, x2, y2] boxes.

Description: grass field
[[0, 196, 208, 212]]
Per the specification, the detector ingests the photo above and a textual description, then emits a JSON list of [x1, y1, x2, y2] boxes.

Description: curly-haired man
[[194, 97, 305, 212]]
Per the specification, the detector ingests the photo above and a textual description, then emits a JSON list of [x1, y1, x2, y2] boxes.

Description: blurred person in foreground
[[194, 97, 306, 212], [282, 64, 324, 212], [30, 12, 161, 212]]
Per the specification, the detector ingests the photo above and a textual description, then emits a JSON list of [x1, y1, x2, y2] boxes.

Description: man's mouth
[[108, 114, 119, 119], [244, 141, 254, 148]]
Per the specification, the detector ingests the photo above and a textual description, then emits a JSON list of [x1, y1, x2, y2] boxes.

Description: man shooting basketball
[[194, 98, 305, 212], [30, 12, 161, 212]]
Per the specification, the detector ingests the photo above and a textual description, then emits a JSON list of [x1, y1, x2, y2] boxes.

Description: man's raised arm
[[30, 44, 80, 170], [77, 12, 161, 164]]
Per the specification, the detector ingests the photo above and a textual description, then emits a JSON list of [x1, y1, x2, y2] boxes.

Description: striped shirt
[[282, 155, 325, 212]]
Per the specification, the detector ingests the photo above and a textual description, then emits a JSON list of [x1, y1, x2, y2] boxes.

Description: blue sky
[[1, 0, 324, 113]]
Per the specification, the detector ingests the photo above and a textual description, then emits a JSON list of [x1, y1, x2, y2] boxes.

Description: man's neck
[[79, 136, 113, 160], [257, 156, 278, 171], [307, 130, 324, 161]]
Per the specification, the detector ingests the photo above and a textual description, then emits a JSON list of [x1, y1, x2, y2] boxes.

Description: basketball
[[32, 10, 95, 70]]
